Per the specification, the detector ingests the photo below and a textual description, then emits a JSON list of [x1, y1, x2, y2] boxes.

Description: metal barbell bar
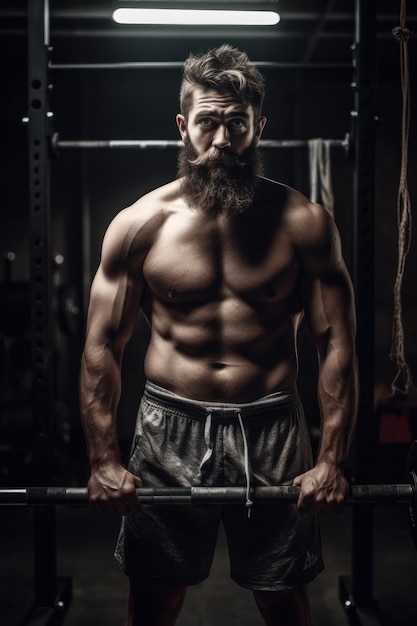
[[0, 481, 414, 507], [1, 442, 415, 548]]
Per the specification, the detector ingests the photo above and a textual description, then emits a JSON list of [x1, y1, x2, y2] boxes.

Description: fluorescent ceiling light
[[113, 8, 280, 26]]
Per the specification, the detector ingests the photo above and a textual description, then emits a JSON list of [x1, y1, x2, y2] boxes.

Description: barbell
[[0, 482, 413, 506], [1, 442, 416, 549]]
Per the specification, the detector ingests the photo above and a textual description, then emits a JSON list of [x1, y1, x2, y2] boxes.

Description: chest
[[143, 212, 299, 303]]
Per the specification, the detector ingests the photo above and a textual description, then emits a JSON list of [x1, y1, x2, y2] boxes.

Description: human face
[[176, 87, 266, 165]]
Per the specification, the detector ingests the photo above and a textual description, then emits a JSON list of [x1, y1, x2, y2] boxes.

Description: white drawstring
[[237, 411, 253, 518], [199, 409, 253, 517], [198, 411, 213, 479]]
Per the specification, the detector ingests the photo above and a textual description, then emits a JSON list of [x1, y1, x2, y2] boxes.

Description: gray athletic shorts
[[114, 381, 324, 590]]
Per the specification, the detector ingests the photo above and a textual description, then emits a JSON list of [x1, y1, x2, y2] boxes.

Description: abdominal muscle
[[143, 296, 300, 403]]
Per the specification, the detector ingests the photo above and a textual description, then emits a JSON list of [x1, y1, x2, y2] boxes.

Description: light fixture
[[112, 8, 280, 26]]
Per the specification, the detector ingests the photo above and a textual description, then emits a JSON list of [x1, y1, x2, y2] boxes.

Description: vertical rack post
[[340, 0, 380, 622], [28, 0, 57, 610], [27, 3, 72, 623], [351, 0, 377, 606]]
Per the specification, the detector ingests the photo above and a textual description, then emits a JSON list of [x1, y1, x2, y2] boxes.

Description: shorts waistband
[[143, 381, 299, 421], [143, 381, 300, 518]]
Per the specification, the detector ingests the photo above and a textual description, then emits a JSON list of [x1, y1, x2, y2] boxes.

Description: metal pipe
[[52, 137, 349, 151], [49, 61, 352, 71], [0, 484, 413, 506]]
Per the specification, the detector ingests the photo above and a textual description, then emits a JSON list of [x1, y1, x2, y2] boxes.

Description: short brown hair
[[180, 44, 265, 119]]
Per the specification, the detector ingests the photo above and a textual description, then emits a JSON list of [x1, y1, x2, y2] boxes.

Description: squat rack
[[25, 0, 376, 624]]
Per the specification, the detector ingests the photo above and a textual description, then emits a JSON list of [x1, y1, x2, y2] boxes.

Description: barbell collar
[[0, 484, 413, 507]]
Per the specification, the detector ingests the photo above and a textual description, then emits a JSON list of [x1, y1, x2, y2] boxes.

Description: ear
[[176, 114, 187, 141], [254, 115, 267, 145]]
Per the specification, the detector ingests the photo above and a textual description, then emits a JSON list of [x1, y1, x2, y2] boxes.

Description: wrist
[[315, 457, 347, 472], [90, 449, 121, 470]]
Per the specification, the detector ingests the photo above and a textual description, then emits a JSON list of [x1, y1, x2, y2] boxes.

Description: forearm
[[80, 345, 123, 467], [315, 343, 358, 468]]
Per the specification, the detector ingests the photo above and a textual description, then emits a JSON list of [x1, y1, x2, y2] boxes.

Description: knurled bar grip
[[0, 484, 413, 506]]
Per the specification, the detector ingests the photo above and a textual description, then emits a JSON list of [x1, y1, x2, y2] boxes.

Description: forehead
[[188, 87, 255, 118]]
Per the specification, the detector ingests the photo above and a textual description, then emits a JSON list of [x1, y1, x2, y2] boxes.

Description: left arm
[[293, 203, 358, 514]]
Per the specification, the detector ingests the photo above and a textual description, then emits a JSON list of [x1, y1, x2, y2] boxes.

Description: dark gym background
[[1, 1, 417, 625]]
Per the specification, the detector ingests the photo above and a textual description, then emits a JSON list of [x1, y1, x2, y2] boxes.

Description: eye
[[229, 118, 247, 132], [199, 118, 215, 129]]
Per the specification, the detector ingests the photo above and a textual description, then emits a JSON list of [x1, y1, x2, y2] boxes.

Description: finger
[[93, 494, 123, 516], [133, 475, 143, 488], [332, 495, 347, 515], [296, 491, 315, 514], [127, 476, 142, 510], [120, 482, 141, 513], [89, 495, 106, 512], [317, 492, 346, 515]]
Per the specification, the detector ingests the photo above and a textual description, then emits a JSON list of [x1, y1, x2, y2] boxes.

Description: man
[[80, 45, 358, 626]]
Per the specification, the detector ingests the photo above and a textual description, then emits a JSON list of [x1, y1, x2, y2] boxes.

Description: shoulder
[[101, 180, 183, 274], [108, 179, 183, 233], [257, 177, 336, 244], [288, 197, 337, 250]]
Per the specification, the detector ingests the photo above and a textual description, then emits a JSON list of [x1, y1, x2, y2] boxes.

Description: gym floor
[[1, 459, 417, 626]]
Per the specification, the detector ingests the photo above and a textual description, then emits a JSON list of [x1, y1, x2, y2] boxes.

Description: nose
[[212, 124, 231, 149]]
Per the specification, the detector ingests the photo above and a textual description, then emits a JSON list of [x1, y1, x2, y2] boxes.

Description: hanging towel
[[308, 138, 334, 216]]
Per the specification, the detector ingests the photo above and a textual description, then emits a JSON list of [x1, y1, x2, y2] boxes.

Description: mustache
[[177, 141, 264, 217], [188, 147, 245, 168]]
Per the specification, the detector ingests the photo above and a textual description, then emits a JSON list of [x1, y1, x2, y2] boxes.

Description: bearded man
[[80, 45, 358, 626]]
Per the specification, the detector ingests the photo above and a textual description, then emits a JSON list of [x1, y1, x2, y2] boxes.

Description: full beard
[[177, 141, 264, 217]]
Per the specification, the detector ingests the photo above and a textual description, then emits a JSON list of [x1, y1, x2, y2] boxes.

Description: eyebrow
[[194, 109, 250, 119]]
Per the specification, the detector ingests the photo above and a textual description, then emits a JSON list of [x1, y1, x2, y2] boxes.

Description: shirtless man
[[80, 45, 358, 626]]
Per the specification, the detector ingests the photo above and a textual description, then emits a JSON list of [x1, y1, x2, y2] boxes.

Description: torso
[[136, 177, 307, 402]]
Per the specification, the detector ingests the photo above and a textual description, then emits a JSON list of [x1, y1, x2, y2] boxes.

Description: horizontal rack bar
[[50, 61, 352, 71], [53, 137, 349, 150]]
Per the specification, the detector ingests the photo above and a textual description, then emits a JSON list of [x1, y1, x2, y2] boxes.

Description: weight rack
[[22, 0, 380, 624]]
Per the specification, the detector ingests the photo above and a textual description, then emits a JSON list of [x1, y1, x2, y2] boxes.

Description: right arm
[[80, 206, 153, 514]]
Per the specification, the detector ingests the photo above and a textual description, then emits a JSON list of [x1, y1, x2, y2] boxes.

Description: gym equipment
[[1, 441, 416, 549], [0, 482, 413, 506], [407, 441, 417, 548], [50, 133, 349, 152]]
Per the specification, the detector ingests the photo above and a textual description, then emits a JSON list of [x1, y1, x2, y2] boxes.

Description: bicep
[[298, 212, 356, 355], [86, 267, 144, 353], [302, 269, 356, 357], [84, 208, 152, 354]]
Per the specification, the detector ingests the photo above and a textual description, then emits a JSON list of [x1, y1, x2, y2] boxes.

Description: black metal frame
[[24, 0, 380, 623], [26, 0, 72, 624], [49, 61, 352, 71], [339, 0, 380, 624]]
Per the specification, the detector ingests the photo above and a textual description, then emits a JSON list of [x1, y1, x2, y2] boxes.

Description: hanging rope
[[390, 0, 414, 395]]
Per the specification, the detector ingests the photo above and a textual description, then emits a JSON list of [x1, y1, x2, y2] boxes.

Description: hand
[[292, 461, 348, 515], [87, 461, 143, 515]]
